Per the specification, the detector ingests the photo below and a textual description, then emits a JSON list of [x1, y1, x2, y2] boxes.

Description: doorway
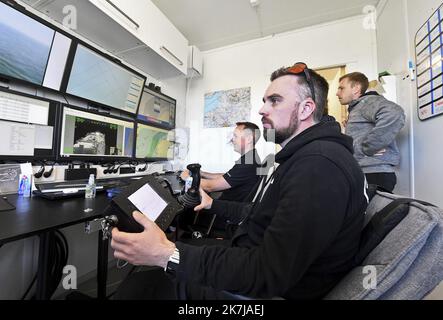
[[315, 66, 347, 131]]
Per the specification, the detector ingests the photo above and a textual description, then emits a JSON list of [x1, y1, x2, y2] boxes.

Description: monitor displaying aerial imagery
[[0, 1, 71, 90], [66, 44, 145, 114]]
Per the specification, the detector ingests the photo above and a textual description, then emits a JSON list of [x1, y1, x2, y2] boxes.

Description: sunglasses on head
[[286, 62, 316, 103]]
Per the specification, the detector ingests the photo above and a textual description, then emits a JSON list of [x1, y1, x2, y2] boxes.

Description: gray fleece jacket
[[345, 92, 406, 174]]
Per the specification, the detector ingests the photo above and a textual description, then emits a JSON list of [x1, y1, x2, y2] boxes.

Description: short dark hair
[[236, 121, 261, 145], [339, 72, 369, 95], [270, 66, 329, 123]]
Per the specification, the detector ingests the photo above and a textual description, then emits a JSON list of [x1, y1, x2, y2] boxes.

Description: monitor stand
[[0, 197, 15, 212]]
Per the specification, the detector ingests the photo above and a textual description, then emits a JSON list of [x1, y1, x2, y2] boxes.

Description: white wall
[[186, 16, 378, 172], [407, 0, 443, 207], [377, 0, 443, 207], [376, 0, 413, 196]]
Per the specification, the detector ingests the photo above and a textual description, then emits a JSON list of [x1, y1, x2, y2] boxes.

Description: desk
[[0, 193, 112, 300]]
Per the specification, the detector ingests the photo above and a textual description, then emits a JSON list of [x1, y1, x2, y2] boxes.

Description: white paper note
[[34, 125, 53, 149], [128, 183, 167, 222]]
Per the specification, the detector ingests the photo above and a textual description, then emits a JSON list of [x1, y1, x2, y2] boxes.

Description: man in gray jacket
[[337, 72, 405, 192]]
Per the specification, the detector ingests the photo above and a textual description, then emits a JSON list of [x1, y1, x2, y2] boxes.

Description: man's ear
[[299, 100, 316, 121], [244, 131, 254, 145], [353, 84, 362, 96]]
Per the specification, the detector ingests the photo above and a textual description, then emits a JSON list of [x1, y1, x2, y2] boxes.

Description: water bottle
[[85, 174, 96, 199], [18, 175, 25, 196], [23, 175, 31, 198]]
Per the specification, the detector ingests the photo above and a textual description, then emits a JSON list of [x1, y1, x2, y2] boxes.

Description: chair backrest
[[325, 191, 443, 300]]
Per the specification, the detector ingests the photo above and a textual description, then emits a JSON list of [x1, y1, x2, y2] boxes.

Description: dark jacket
[[175, 121, 368, 299]]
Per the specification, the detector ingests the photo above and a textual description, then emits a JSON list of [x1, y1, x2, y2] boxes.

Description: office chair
[[325, 190, 443, 300]]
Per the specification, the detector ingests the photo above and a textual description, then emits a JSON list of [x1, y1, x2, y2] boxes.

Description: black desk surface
[[0, 193, 112, 245]]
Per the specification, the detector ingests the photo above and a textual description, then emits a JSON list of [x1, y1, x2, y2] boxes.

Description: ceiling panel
[[152, 0, 380, 51]]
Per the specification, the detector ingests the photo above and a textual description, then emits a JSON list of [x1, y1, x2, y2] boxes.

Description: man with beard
[[110, 63, 368, 300]]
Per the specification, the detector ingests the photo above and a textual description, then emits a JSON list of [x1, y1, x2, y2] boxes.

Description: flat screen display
[[135, 123, 173, 160], [66, 44, 145, 114], [0, 1, 71, 90], [60, 106, 134, 158], [137, 88, 175, 128], [0, 89, 56, 159]]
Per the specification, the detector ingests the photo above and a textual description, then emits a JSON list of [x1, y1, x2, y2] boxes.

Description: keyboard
[[33, 174, 183, 200], [34, 178, 133, 199]]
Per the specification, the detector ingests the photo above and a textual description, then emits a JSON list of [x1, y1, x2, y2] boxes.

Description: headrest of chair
[[366, 184, 393, 202]]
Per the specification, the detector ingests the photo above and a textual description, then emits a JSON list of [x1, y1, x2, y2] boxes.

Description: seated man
[[181, 121, 262, 202], [111, 63, 368, 300]]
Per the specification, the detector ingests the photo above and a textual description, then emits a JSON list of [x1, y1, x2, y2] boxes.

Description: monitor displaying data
[[66, 44, 145, 114], [136, 124, 173, 160], [60, 107, 134, 158], [0, 1, 71, 90], [137, 88, 176, 128], [0, 90, 56, 159]]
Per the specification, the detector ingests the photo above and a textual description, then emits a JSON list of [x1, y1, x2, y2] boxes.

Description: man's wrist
[[160, 242, 176, 269], [164, 246, 180, 275], [201, 171, 209, 179]]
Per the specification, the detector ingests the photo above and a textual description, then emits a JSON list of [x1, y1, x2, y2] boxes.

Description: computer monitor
[[135, 123, 174, 160], [137, 87, 176, 128], [0, 89, 58, 161], [59, 106, 135, 160], [65, 44, 146, 114], [0, 1, 72, 91]]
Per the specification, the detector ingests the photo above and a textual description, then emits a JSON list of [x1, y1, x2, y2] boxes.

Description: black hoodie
[[176, 121, 367, 300]]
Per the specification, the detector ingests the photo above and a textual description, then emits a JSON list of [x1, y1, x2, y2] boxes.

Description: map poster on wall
[[204, 87, 251, 128], [415, 3, 443, 120]]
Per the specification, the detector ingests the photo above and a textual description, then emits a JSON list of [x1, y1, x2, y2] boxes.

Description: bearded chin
[[264, 128, 292, 144], [264, 109, 299, 144]]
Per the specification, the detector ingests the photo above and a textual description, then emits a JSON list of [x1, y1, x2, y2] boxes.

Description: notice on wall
[[415, 4, 443, 120]]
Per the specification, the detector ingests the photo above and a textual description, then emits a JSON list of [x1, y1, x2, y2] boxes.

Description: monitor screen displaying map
[[137, 88, 175, 128], [60, 106, 134, 158], [66, 44, 145, 114], [135, 124, 173, 160]]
